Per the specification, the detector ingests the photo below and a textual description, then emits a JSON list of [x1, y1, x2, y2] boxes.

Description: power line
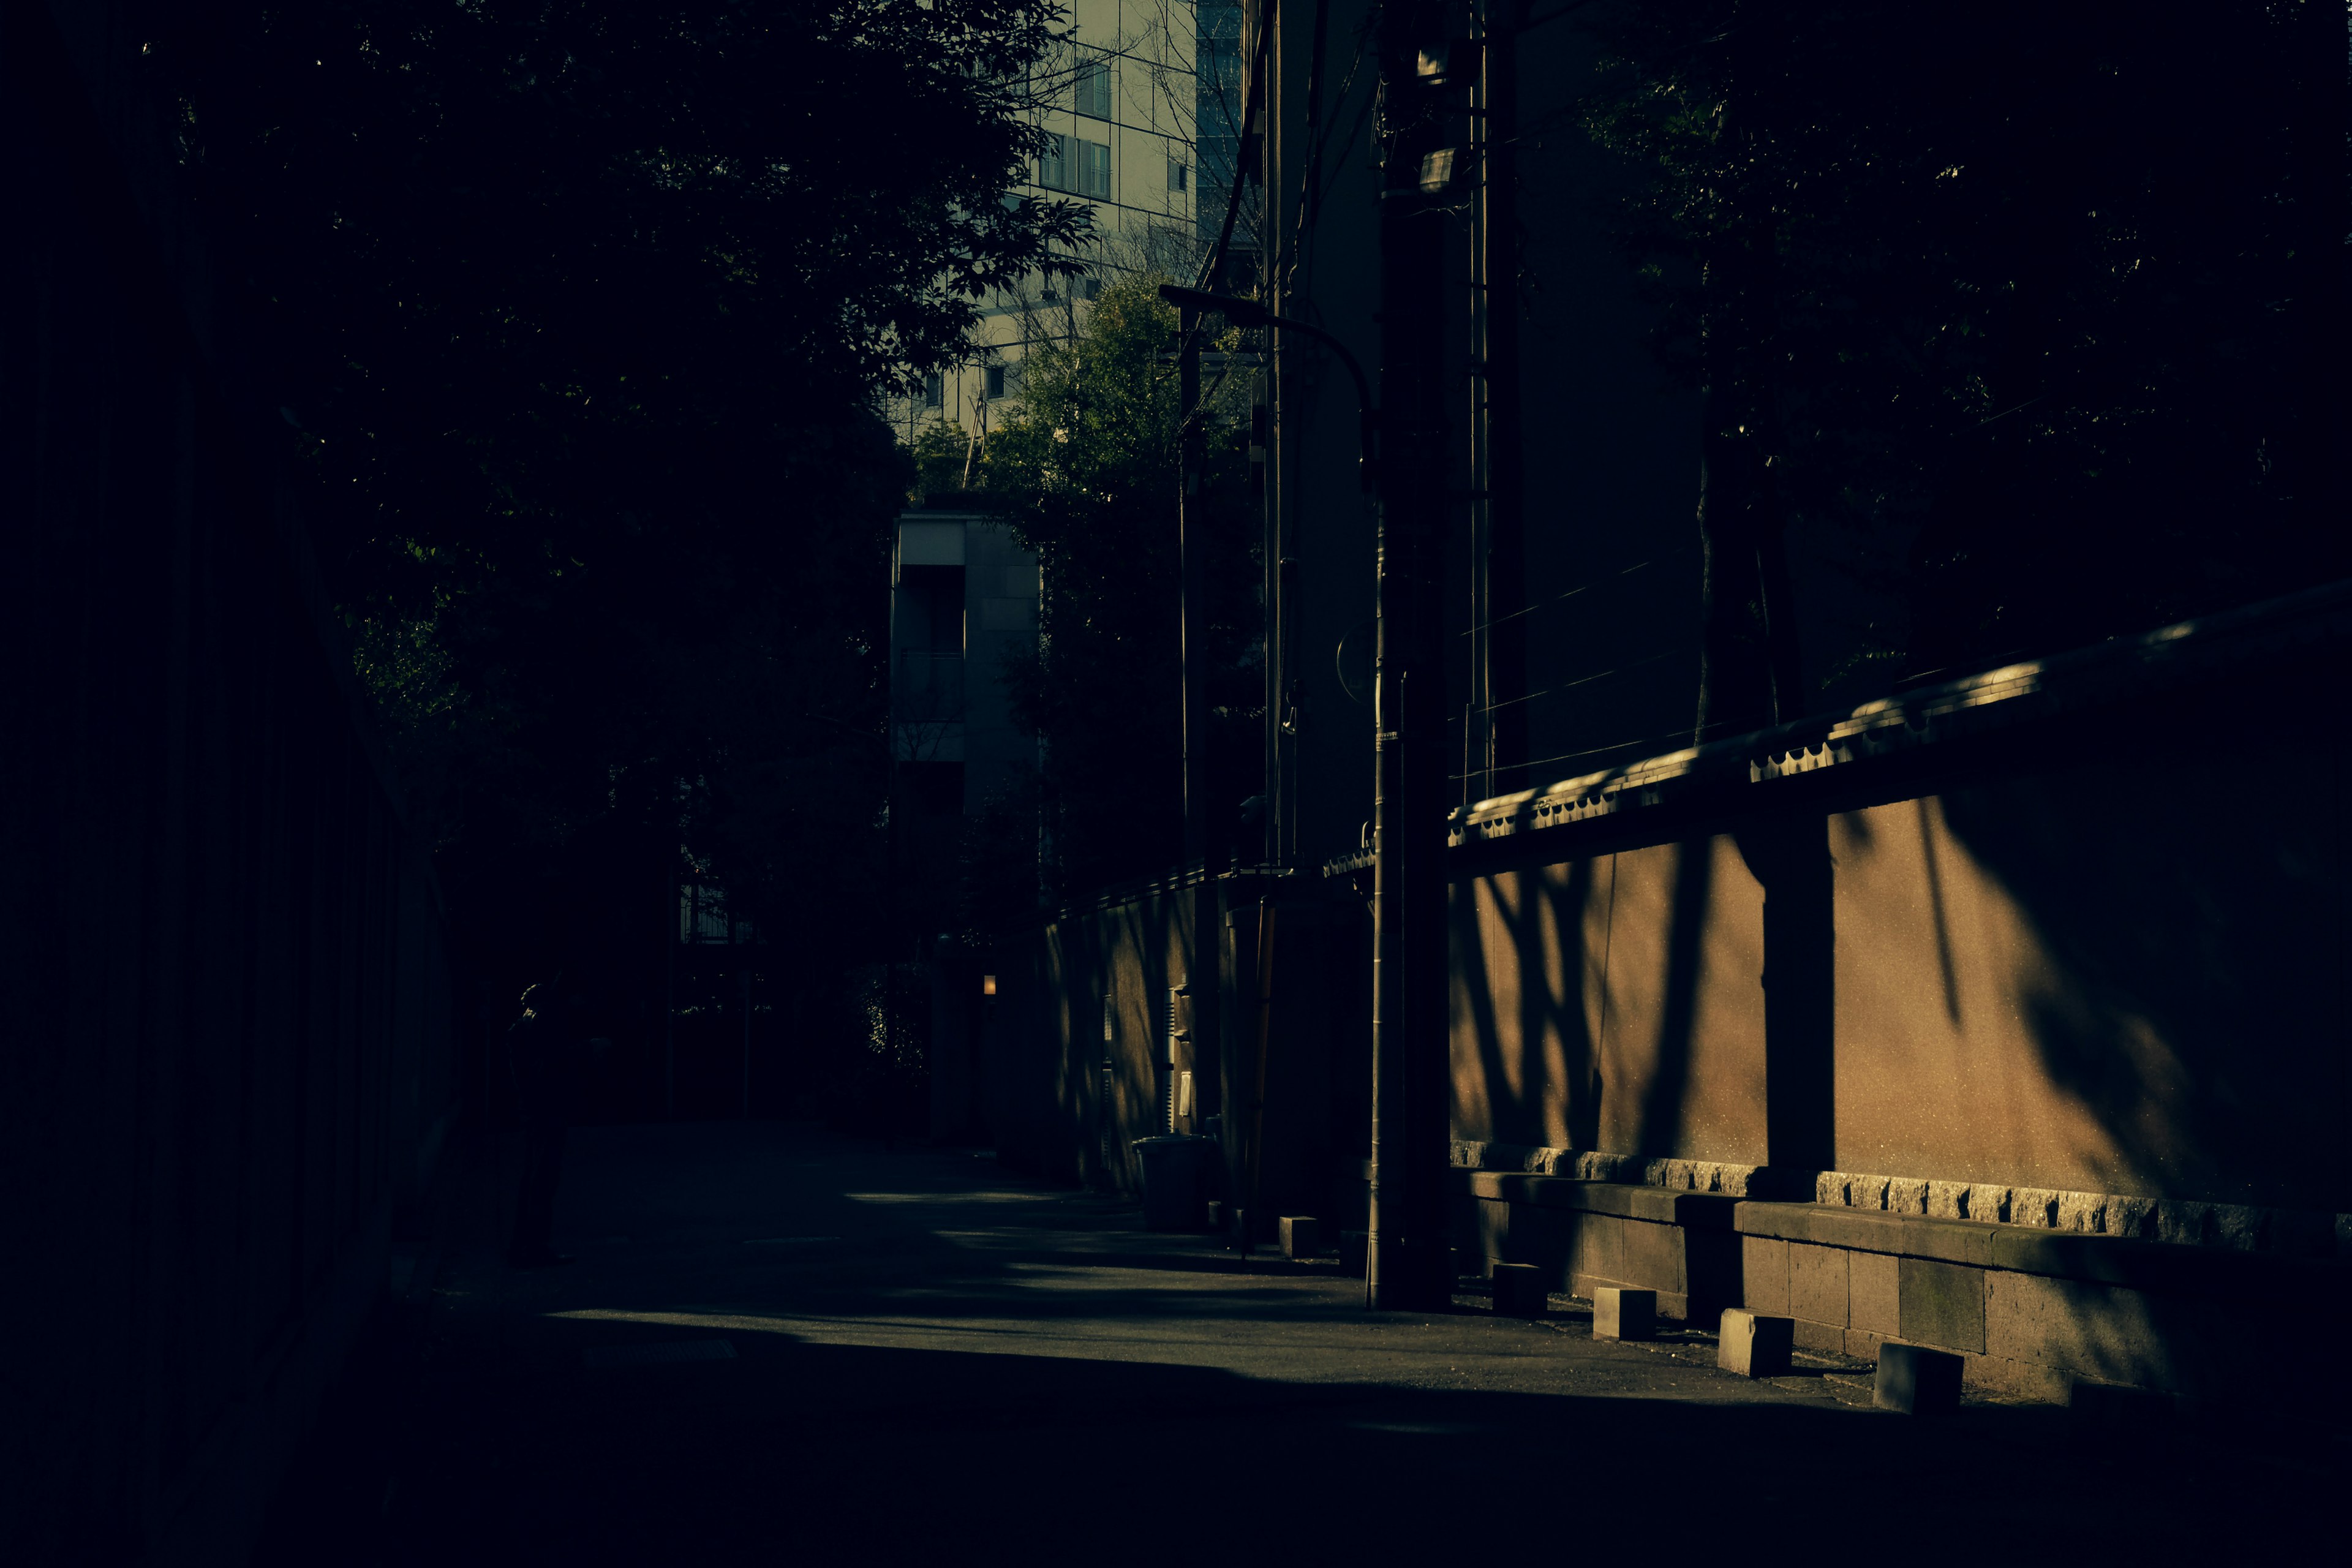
[[1459, 560, 1653, 638], [1469, 648, 1675, 715], [1448, 721, 1700, 785]]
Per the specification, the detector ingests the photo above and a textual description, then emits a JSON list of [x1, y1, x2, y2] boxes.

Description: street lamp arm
[[1158, 284, 1377, 490]]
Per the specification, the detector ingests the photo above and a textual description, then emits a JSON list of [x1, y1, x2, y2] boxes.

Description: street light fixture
[[1157, 285, 1376, 491]]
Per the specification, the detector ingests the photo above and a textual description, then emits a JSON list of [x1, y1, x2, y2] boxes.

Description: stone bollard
[[1492, 1262, 1548, 1317], [1717, 1309, 1795, 1377], [1873, 1342, 1964, 1414], [1593, 1286, 1656, 1341], [1280, 1216, 1324, 1260]]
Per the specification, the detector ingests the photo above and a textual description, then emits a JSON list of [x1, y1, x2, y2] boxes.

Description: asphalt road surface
[[256, 1121, 2336, 1566]]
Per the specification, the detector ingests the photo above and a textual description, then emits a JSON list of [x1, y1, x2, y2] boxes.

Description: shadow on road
[[256, 1121, 2328, 1566]]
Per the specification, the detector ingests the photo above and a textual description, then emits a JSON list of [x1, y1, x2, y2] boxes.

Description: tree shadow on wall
[[1455, 840, 1730, 1165], [1631, 840, 1716, 1159], [1453, 859, 1603, 1152], [1733, 816, 1836, 1175], [1935, 747, 2343, 1213]]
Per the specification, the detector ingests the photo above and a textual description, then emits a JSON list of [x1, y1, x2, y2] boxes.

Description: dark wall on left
[[0, 6, 458, 1561]]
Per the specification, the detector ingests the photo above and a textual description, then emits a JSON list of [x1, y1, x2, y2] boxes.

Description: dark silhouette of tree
[[1578, 1, 2348, 730], [968, 275, 1262, 904], [144, 2, 1091, 973]]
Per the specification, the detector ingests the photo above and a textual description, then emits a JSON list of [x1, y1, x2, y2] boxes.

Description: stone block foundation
[[1452, 1170, 2350, 1411]]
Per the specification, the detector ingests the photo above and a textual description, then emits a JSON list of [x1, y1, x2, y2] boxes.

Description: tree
[[968, 273, 1262, 903], [1578, 1, 2348, 731], [909, 418, 981, 501], [148, 2, 1090, 982]]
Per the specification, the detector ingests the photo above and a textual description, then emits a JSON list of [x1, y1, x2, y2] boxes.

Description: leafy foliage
[[148, 2, 1089, 970], [1577, 1, 2347, 714], [971, 275, 1262, 901], [908, 418, 980, 501]]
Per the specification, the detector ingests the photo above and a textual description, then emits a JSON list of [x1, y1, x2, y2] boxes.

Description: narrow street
[[255, 1124, 2327, 1564]]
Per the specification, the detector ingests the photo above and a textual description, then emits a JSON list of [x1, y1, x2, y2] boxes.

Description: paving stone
[[1492, 1262, 1547, 1317], [1843, 1327, 1892, 1360], [1593, 1286, 1654, 1341], [1280, 1216, 1324, 1260], [1872, 1342, 1962, 1415], [1789, 1243, 1849, 1327], [1793, 1317, 1845, 1354], [1850, 1251, 1899, 1336], [1898, 1256, 1985, 1353], [1964, 1352, 2071, 1404], [1568, 1212, 1623, 1284], [1716, 1310, 1793, 1378], [1742, 1236, 1788, 1315], [1621, 1217, 1685, 1292]]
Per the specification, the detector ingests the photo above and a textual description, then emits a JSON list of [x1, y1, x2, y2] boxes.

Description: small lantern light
[[982, 974, 997, 997]]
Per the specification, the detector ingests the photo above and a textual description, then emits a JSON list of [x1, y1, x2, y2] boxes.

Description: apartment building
[[891, 0, 1212, 443]]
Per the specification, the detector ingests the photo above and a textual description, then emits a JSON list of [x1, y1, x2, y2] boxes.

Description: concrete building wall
[[988, 871, 1355, 1227], [889, 508, 1042, 813], [988, 881, 1206, 1192]]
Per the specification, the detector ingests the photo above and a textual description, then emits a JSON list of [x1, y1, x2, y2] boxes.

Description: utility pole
[[1161, 280, 1370, 1233], [1179, 303, 1210, 872], [1474, 0, 1525, 801], [663, 851, 676, 1118], [1161, 56, 1453, 1300], [1365, 0, 1455, 1312], [1177, 298, 1219, 1145]]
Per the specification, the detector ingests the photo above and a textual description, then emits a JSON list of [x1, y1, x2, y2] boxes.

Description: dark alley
[[12, 4, 2348, 1559]]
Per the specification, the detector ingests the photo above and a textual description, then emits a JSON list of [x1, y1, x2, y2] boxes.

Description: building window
[[922, 372, 943, 409], [1075, 59, 1112, 120], [1038, 133, 1071, 191], [1042, 132, 1111, 198], [985, 364, 1006, 399], [1168, 157, 1187, 192]]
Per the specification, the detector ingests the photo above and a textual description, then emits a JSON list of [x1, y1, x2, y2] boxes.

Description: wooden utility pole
[[1177, 299, 1226, 1147], [1472, 1, 1525, 800], [1366, 0, 1455, 1312], [1179, 303, 1210, 873], [663, 853, 676, 1118], [1159, 280, 1379, 1258]]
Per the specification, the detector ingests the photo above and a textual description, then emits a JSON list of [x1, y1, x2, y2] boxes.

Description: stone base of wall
[[1450, 1140, 2351, 1259], [1453, 1170, 2351, 1411]]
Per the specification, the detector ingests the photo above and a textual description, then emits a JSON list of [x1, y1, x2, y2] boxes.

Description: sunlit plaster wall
[[1452, 839, 1768, 1167], [1453, 753, 2350, 1210]]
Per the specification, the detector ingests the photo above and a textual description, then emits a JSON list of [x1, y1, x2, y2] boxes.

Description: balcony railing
[[895, 651, 966, 724]]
